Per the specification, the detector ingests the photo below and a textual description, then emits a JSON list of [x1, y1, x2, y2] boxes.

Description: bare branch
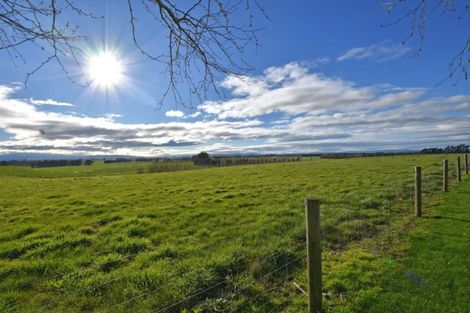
[[0, 0, 89, 86], [377, 0, 469, 85], [0, 0, 267, 107]]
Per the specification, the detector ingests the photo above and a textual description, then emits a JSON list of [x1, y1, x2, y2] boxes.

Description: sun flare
[[86, 51, 124, 88]]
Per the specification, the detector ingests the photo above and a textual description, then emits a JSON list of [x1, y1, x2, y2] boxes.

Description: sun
[[86, 51, 124, 88]]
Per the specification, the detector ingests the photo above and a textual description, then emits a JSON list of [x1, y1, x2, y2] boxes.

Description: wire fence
[[0, 154, 468, 313]]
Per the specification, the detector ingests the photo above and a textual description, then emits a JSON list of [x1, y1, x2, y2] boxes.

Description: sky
[[0, 1, 469, 158]]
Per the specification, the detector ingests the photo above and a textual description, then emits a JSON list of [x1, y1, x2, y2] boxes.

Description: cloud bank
[[0, 62, 469, 157]]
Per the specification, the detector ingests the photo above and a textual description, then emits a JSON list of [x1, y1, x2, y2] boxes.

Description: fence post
[[465, 154, 468, 175], [305, 199, 322, 313], [443, 160, 448, 192], [457, 157, 461, 183], [415, 166, 422, 217]]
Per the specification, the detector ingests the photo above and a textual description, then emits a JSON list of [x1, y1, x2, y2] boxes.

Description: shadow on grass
[[426, 215, 470, 223]]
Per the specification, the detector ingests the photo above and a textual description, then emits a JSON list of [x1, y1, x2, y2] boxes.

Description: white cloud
[[0, 87, 273, 156], [104, 113, 123, 120], [0, 61, 469, 157], [337, 41, 411, 62], [165, 110, 185, 118], [29, 98, 74, 107], [199, 62, 422, 119], [0, 85, 20, 98]]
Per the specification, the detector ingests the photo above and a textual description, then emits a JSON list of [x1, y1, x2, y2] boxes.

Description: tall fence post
[[457, 157, 461, 183], [465, 154, 468, 175], [443, 160, 448, 192], [415, 166, 422, 217], [305, 199, 322, 313]]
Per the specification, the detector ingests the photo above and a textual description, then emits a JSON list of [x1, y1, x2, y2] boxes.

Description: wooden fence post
[[443, 160, 448, 192], [457, 157, 461, 183], [415, 166, 422, 217], [305, 199, 322, 313], [465, 154, 468, 175]]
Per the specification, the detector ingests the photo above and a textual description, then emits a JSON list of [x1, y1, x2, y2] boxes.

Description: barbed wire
[[230, 272, 295, 312], [110, 242, 307, 310], [147, 256, 302, 313], [148, 280, 227, 313], [229, 257, 303, 306], [2, 236, 307, 313]]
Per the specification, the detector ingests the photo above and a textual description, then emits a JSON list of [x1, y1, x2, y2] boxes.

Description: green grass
[[0, 154, 465, 312], [363, 174, 470, 313], [0, 160, 199, 178]]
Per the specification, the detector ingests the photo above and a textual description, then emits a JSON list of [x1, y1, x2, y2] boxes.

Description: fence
[[1, 153, 469, 312], [303, 153, 468, 313]]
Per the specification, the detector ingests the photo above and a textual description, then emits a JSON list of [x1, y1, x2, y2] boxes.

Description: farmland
[[0, 154, 461, 312], [0, 160, 199, 178]]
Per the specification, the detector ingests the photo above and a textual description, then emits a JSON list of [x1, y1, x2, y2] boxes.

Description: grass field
[[368, 175, 470, 313], [0, 154, 464, 312], [0, 156, 302, 178], [0, 160, 199, 178]]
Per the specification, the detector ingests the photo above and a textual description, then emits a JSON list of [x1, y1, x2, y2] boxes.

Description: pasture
[[0, 154, 458, 312], [369, 177, 470, 313]]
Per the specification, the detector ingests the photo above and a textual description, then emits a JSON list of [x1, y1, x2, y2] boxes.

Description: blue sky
[[0, 1, 469, 157]]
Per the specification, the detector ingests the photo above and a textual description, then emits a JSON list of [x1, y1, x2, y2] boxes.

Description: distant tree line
[[103, 158, 133, 164], [320, 152, 392, 159], [105, 157, 184, 163], [0, 160, 33, 166], [135, 158, 159, 162], [420, 145, 469, 154], [30, 159, 94, 168], [1, 145, 468, 169], [191, 152, 301, 167], [0, 159, 94, 167]]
